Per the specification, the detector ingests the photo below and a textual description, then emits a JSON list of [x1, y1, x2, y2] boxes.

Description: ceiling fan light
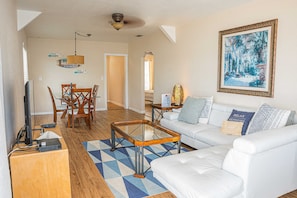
[[112, 13, 124, 22], [67, 55, 84, 65], [112, 22, 124, 30]]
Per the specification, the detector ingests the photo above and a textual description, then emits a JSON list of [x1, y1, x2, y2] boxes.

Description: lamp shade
[[172, 84, 184, 106], [67, 55, 84, 65]]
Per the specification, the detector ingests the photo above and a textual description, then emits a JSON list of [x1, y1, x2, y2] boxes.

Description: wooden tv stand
[[9, 126, 71, 198]]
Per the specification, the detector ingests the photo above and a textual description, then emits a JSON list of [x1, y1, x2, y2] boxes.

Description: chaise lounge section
[[151, 124, 297, 197]]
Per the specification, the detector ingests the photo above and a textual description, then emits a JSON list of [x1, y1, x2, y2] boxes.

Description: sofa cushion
[[151, 145, 243, 198], [178, 96, 206, 124], [209, 103, 255, 127], [247, 103, 291, 134], [194, 127, 238, 146], [160, 118, 217, 138], [228, 109, 255, 135]]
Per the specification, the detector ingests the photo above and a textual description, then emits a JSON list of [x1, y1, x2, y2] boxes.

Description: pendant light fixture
[[67, 32, 91, 65]]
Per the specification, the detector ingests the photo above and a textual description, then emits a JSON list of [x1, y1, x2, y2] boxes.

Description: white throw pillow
[[163, 112, 179, 120], [172, 108, 181, 113], [246, 103, 291, 134], [193, 96, 214, 124]]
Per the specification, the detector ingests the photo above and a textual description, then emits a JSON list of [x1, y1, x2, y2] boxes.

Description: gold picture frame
[[217, 19, 278, 97]]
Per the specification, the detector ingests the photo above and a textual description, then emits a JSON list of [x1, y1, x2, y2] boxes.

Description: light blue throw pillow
[[178, 96, 206, 124]]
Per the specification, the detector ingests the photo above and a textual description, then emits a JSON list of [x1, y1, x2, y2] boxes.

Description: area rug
[[82, 138, 187, 198]]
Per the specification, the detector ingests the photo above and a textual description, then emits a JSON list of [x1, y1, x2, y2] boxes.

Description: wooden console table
[[9, 126, 71, 198]]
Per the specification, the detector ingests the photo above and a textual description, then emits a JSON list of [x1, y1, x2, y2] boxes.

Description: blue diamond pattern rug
[[82, 138, 188, 198]]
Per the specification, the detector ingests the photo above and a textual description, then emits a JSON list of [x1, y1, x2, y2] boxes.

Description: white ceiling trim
[[17, 10, 41, 31], [160, 25, 176, 43]]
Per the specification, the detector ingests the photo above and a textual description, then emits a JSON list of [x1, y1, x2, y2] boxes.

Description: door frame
[[104, 53, 128, 110]]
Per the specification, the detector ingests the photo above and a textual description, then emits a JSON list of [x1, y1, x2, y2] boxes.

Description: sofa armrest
[[163, 112, 179, 120], [223, 125, 297, 198], [233, 124, 297, 154]]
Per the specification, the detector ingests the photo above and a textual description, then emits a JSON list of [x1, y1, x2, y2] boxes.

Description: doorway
[[104, 54, 128, 110], [143, 52, 154, 117]]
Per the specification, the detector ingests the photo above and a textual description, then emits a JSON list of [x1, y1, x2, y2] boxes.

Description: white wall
[[0, 0, 293, 196], [128, 0, 297, 113], [0, 0, 27, 196], [28, 38, 128, 114]]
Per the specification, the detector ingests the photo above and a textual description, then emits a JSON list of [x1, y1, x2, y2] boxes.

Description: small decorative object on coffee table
[[110, 119, 181, 178]]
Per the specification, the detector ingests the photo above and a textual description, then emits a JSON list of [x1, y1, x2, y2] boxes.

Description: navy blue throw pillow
[[228, 109, 255, 135]]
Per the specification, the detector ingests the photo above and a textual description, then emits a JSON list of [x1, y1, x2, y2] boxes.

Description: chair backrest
[[47, 86, 57, 111], [91, 85, 99, 106], [71, 88, 92, 114], [61, 83, 77, 99]]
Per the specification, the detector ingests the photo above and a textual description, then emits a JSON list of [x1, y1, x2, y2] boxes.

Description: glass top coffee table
[[110, 119, 181, 178]]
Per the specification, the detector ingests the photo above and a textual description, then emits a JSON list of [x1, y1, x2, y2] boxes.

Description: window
[[144, 61, 150, 90], [144, 53, 154, 91], [22, 42, 29, 83]]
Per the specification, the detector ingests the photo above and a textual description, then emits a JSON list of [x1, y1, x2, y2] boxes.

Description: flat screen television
[[23, 80, 35, 145]]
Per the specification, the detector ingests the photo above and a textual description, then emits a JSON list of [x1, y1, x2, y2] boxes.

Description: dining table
[[54, 90, 77, 119], [61, 88, 93, 128], [54, 84, 96, 127]]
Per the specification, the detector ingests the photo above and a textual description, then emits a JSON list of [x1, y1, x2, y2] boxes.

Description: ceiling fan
[[110, 13, 145, 31], [111, 13, 125, 30]]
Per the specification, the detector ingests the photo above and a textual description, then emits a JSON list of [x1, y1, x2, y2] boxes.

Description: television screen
[[24, 80, 35, 145]]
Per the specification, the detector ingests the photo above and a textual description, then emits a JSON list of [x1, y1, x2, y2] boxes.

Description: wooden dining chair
[[90, 85, 99, 120], [67, 88, 92, 129], [47, 86, 67, 123], [61, 83, 76, 104]]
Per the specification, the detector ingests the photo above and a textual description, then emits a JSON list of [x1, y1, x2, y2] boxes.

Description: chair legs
[[53, 113, 57, 123], [53, 110, 67, 123], [85, 117, 91, 129], [91, 111, 95, 120], [67, 115, 72, 128], [93, 110, 96, 120], [67, 115, 91, 129], [61, 109, 67, 119]]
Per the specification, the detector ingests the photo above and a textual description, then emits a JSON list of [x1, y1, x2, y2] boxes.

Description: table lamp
[[172, 84, 184, 106]]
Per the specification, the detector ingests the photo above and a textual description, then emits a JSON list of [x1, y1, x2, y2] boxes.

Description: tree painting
[[223, 30, 269, 88]]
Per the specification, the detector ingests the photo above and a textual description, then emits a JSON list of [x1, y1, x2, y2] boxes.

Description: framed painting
[[217, 19, 278, 97]]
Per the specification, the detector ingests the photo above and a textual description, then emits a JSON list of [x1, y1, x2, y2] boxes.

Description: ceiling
[[16, 0, 251, 43]]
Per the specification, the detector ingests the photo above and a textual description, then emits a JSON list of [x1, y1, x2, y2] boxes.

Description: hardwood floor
[[33, 103, 297, 198]]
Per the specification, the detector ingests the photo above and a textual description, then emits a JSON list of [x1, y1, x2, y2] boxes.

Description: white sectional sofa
[[160, 101, 295, 149], [151, 97, 297, 197], [151, 124, 297, 197], [161, 102, 256, 149]]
